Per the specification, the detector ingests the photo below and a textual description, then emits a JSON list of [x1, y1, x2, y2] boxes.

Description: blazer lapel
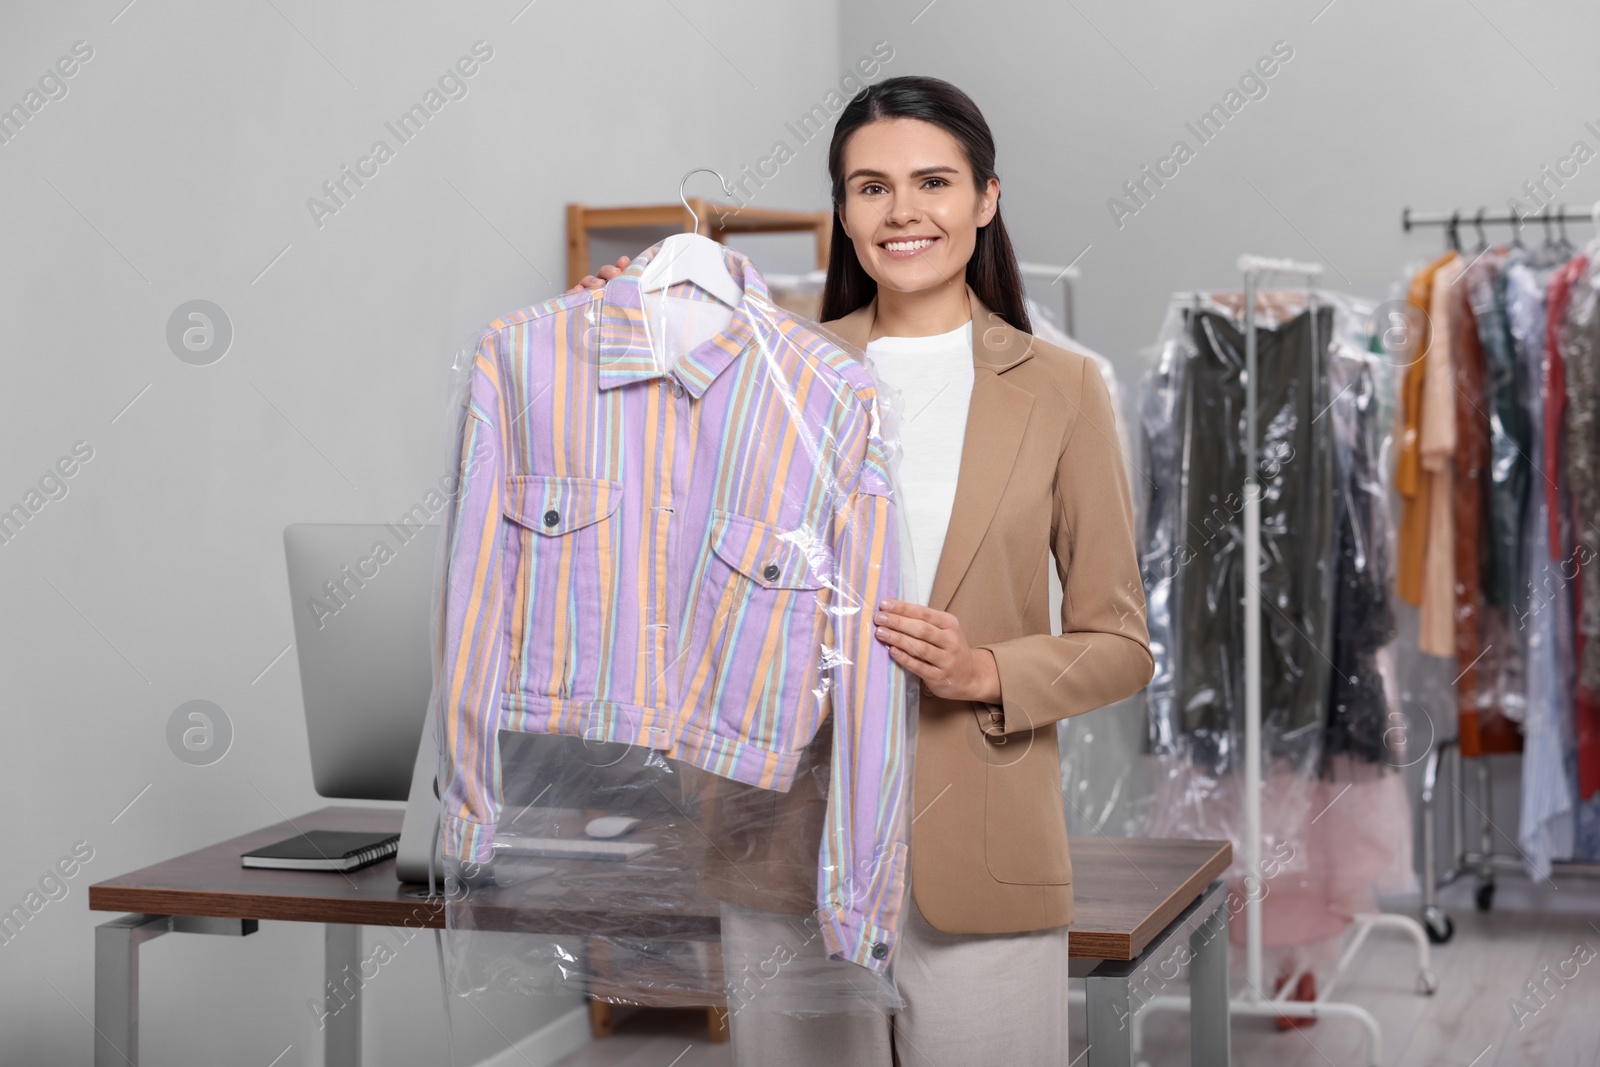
[[826, 285, 1036, 613]]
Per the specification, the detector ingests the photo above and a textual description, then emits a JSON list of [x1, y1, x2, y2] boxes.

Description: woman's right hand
[[565, 256, 631, 294]]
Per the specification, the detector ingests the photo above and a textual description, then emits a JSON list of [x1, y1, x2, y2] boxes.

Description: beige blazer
[[823, 284, 1154, 934]]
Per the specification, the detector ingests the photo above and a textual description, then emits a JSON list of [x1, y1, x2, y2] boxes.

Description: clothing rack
[[1419, 742, 1600, 940], [1397, 201, 1600, 944], [1017, 260, 1079, 337], [1122, 257, 1437, 1067], [1401, 203, 1600, 249]]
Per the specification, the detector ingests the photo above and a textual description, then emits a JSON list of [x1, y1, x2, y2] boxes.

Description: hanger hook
[[1542, 205, 1555, 245], [1448, 210, 1461, 252], [1558, 202, 1571, 246], [678, 167, 731, 236], [1474, 207, 1488, 249]]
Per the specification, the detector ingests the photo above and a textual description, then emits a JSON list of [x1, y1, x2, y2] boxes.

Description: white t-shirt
[[864, 321, 974, 607]]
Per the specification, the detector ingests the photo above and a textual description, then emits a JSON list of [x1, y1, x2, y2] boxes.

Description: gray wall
[[4, 0, 1596, 1062], [0, 1, 846, 1064]]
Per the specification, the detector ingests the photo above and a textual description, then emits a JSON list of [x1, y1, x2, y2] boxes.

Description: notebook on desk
[[241, 830, 400, 872]]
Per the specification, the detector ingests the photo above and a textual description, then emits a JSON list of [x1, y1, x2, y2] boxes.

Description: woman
[[572, 75, 1152, 1067]]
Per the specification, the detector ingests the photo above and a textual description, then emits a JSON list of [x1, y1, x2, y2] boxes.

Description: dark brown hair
[[820, 75, 1030, 332]]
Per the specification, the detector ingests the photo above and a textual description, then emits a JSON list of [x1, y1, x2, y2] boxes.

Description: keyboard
[[492, 836, 657, 862]]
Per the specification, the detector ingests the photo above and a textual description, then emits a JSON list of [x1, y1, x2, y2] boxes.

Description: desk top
[[1064, 836, 1231, 959], [89, 807, 445, 931], [89, 806, 1229, 960]]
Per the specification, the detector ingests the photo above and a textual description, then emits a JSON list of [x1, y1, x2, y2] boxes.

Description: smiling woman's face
[[837, 116, 998, 296]]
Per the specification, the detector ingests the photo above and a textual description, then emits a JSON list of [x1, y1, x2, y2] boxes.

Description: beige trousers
[[720, 897, 1070, 1066]]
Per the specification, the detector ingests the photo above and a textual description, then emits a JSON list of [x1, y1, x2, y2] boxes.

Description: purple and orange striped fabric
[[437, 242, 910, 970]]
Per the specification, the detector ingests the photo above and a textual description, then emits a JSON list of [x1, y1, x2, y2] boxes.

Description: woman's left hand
[[872, 599, 1002, 704]]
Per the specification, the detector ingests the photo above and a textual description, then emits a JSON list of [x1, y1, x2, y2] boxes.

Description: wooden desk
[[89, 806, 1231, 1066], [1063, 837, 1230, 959], [91, 806, 435, 930]]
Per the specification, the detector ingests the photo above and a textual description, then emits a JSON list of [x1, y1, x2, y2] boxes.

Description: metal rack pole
[[1401, 205, 1599, 229], [1241, 264, 1264, 999], [1236, 254, 1321, 1002]]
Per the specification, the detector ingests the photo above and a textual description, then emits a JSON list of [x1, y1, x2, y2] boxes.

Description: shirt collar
[[594, 240, 771, 398]]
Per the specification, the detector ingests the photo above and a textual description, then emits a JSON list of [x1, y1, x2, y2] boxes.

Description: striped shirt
[[438, 242, 910, 970]]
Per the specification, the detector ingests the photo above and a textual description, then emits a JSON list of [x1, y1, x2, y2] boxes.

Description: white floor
[[548, 876, 1600, 1067]]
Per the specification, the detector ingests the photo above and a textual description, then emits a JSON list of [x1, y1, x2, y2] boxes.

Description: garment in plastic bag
[[1138, 289, 1416, 950], [1504, 254, 1568, 732], [1140, 292, 1335, 778], [1563, 260, 1600, 694], [1448, 268, 1508, 733], [1507, 255, 1579, 877], [1463, 250, 1532, 612], [1545, 255, 1600, 804], [426, 240, 919, 1015], [1324, 311, 1399, 766], [1462, 249, 1535, 724]]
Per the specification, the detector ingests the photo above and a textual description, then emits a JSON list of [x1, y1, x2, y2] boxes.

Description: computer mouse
[[585, 816, 640, 839]]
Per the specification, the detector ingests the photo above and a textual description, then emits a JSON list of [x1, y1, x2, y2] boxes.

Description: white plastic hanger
[[637, 168, 744, 308]]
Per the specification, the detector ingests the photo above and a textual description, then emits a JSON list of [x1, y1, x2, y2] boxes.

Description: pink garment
[[1230, 761, 1416, 948], [1144, 755, 1416, 948]]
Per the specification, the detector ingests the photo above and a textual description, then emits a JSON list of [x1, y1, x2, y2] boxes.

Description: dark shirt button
[[871, 942, 888, 960], [543, 509, 560, 527], [762, 563, 781, 582]]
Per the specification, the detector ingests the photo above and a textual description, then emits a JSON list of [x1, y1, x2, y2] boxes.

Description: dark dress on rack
[[1143, 304, 1337, 777], [1322, 332, 1399, 769]]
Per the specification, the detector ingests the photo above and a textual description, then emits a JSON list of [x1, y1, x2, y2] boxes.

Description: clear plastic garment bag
[[425, 239, 921, 1023]]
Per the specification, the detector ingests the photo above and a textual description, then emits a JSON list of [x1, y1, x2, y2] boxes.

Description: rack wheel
[[1423, 905, 1454, 944], [1416, 969, 1439, 995], [1474, 878, 1496, 912]]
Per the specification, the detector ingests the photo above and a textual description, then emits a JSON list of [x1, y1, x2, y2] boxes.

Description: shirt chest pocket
[[502, 474, 621, 702], [684, 510, 832, 748]]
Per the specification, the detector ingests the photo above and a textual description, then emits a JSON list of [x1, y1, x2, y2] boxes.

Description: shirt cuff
[[818, 908, 899, 973], [442, 811, 496, 868], [816, 840, 909, 973]]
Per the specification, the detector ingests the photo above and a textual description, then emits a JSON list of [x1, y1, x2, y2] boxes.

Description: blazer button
[[543, 509, 560, 527], [762, 563, 780, 582], [871, 942, 888, 960]]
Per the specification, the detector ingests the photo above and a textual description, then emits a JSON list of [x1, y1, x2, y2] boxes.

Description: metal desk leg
[[324, 924, 363, 1067], [95, 914, 169, 1066], [1081, 879, 1230, 1067], [1085, 966, 1136, 1067], [95, 914, 256, 1066], [1187, 894, 1230, 1067]]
